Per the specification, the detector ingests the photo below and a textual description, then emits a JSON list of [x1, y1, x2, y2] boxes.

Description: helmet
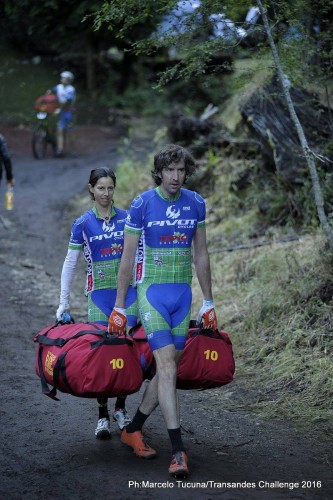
[[60, 71, 74, 82]]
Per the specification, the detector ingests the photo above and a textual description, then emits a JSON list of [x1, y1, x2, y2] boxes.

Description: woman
[[56, 167, 137, 439]]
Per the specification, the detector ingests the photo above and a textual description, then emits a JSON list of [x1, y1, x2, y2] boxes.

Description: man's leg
[[120, 374, 158, 459], [147, 345, 181, 428], [66, 127, 76, 156], [126, 344, 180, 422], [122, 345, 188, 474], [56, 128, 64, 153], [122, 282, 190, 468], [133, 346, 188, 475], [152, 347, 189, 477]]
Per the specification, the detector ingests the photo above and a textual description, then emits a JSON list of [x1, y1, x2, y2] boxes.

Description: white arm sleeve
[[59, 248, 80, 306]]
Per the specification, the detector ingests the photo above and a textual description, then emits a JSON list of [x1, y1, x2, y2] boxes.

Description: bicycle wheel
[[32, 125, 48, 159]]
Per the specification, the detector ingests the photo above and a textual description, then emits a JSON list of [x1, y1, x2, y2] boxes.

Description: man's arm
[[108, 231, 140, 334], [4, 157, 14, 185], [0, 136, 14, 184], [115, 232, 140, 308], [192, 226, 213, 300], [193, 226, 218, 329]]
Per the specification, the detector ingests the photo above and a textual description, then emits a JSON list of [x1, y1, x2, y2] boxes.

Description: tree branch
[[257, 0, 333, 251]]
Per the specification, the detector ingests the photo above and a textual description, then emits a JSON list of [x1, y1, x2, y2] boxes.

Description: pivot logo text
[[147, 219, 195, 227], [90, 231, 123, 242]]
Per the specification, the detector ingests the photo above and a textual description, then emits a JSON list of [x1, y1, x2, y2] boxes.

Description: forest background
[[1, 0, 332, 434]]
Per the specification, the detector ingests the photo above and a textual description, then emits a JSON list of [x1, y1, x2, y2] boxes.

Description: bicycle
[[32, 95, 59, 159]]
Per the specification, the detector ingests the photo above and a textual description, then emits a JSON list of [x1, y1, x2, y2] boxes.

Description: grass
[[207, 229, 333, 432]]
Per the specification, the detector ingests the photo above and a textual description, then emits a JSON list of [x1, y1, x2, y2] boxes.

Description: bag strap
[[35, 327, 107, 346], [37, 345, 60, 401], [52, 353, 76, 397]]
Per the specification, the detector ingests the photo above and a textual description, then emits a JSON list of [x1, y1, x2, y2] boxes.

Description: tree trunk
[[257, 0, 333, 251], [86, 40, 97, 97]]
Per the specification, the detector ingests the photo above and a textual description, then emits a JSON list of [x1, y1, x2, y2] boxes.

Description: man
[[0, 133, 14, 188], [108, 144, 217, 477], [48, 71, 76, 157]]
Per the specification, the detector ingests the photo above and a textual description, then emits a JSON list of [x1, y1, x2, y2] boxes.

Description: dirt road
[[0, 126, 332, 499]]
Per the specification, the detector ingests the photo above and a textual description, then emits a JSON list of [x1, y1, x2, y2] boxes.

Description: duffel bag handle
[[91, 332, 134, 348], [188, 326, 227, 341]]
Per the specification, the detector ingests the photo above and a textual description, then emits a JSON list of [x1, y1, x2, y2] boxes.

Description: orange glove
[[197, 300, 218, 330], [108, 308, 127, 334]]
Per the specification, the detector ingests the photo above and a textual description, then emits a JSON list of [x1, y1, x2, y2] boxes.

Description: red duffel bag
[[176, 325, 235, 390], [34, 322, 143, 400], [129, 321, 235, 390]]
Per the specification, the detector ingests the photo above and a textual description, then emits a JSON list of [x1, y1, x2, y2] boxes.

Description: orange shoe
[[121, 429, 157, 459], [168, 451, 189, 477]]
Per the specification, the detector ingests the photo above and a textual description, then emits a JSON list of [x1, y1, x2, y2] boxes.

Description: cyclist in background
[[47, 71, 76, 157]]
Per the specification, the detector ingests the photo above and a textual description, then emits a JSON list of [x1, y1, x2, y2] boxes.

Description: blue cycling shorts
[[57, 110, 74, 129], [137, 282, 192, 351], [88, 286, 138, 326]]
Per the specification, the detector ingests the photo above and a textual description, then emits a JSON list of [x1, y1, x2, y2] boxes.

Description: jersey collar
[[92, 204, 116, 220], [156, 186, 181, 202]]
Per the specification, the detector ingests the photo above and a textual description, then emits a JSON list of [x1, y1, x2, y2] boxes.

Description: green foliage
[[240, 169, 319, 229], [268, 0, 333, 87], [115, 156, 152, 208], [0, 45, 57, 126], [155, 39, 233, 88], [99, 78, 157, 116], [91, 0, 244, 89], [91, 0, 333, 97], [91, 0, 169, 34], [1, 0, 103, 54]]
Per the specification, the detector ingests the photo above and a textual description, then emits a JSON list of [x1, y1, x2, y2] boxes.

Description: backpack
[[34, 322, 143, 400], [34, 94, 60, 114]]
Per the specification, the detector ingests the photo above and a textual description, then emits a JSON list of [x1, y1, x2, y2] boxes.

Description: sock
[[115, 396, 126, 410], [125, 409, 149, 433], [97, 398, 109, 419], [168, 428, 185, 454]]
